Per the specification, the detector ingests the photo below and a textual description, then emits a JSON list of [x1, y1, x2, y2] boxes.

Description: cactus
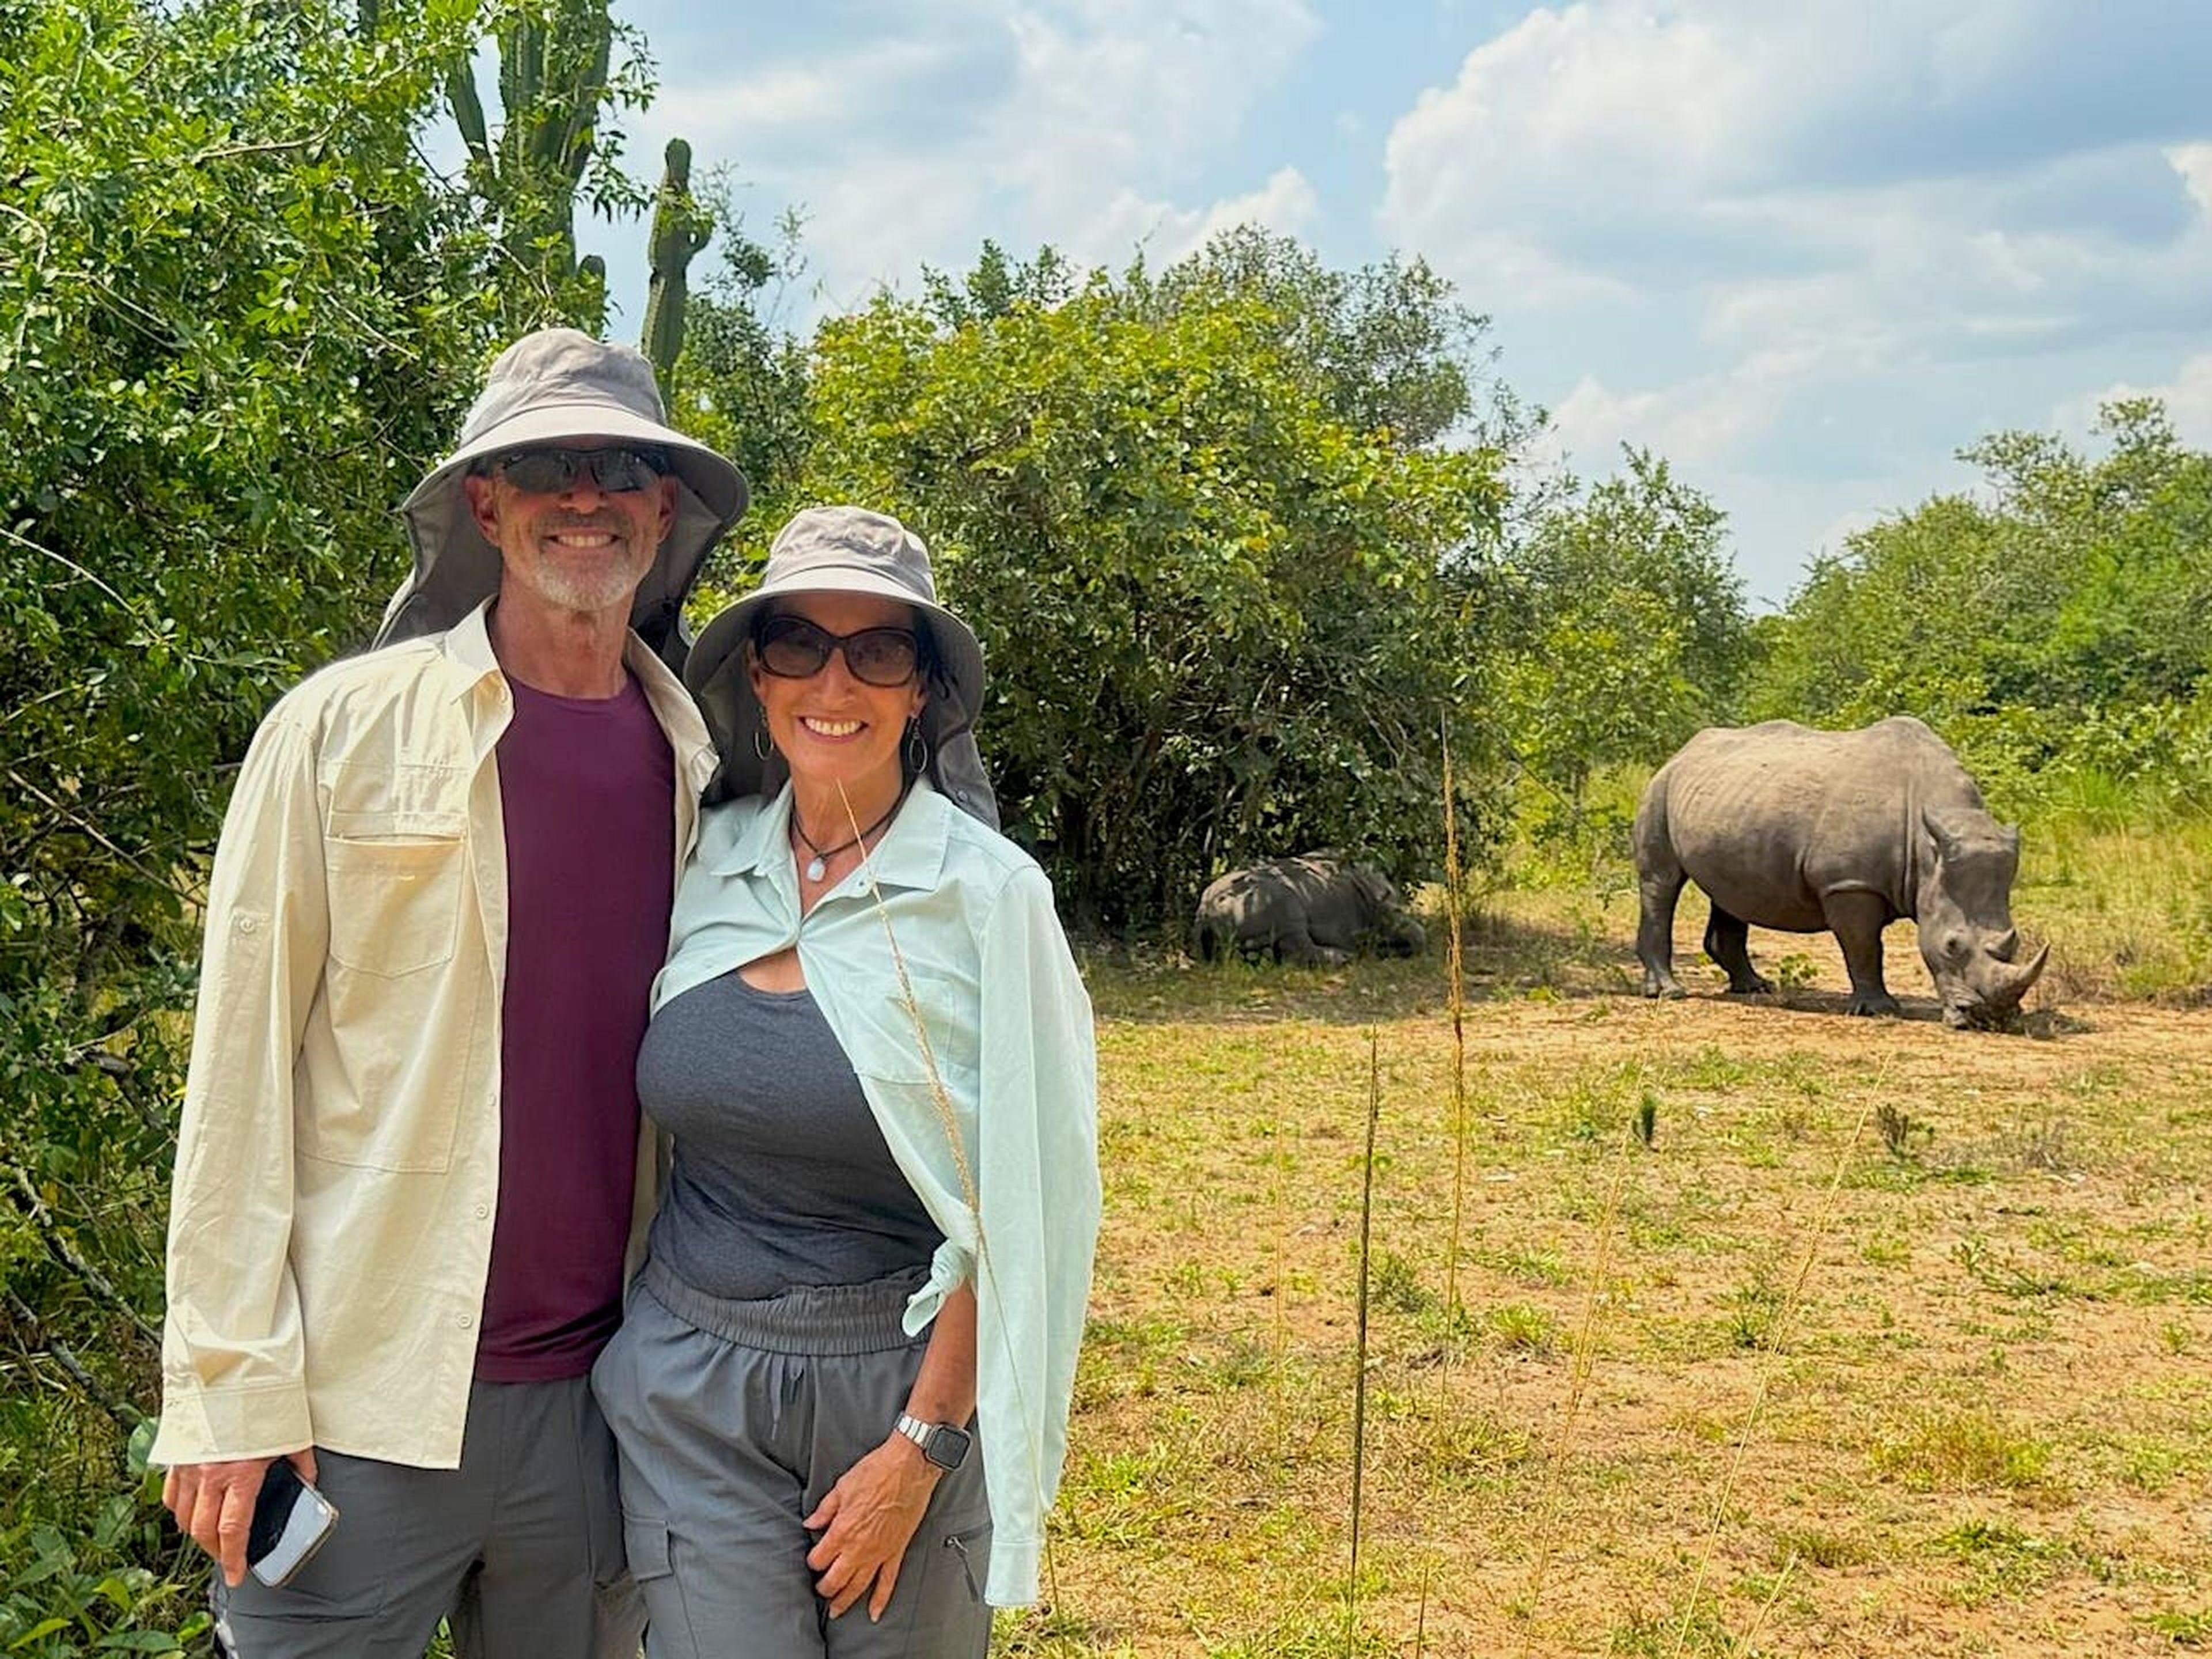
[[445, 0, 615, 329], [641, 138, 713, 392]]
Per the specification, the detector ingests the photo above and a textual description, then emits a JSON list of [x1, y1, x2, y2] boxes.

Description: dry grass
[[995, 888, 2212, 1657], [2024, 817, 2212, 1006]]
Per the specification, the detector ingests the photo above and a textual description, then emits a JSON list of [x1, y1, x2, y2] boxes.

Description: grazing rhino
[[1634, 717, 2048, 1028], [1192, 852, 1426, 967]]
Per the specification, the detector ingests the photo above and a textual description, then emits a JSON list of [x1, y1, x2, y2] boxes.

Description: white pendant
[[805, 855, 826, 882]]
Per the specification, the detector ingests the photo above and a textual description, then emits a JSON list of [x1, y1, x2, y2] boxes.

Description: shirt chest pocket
[[323, 766, 472, 978], [839, 970, 981, 1174]]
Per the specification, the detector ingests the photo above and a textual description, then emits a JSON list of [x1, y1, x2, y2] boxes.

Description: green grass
[[1038, 808, 2212, 1654]]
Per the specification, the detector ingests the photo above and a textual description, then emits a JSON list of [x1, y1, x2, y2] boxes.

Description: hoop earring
[[752, 726, 773, 760], [904, 722, 929, 774]]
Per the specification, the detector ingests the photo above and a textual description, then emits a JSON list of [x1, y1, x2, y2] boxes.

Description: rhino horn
[[1987, 941, 2050, 1007]]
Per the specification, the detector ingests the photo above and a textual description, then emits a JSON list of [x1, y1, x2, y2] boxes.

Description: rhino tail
[[1192, 912, 1222, 963], [1631, 766, 1680, 879]]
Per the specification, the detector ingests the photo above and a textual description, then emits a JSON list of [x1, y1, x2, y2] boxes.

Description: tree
[[794, 243, 1512, 928], [1492, 448, 1753, 802], [0, 0, 611, 1637], [1157, 225, 1533, 453], [1748, 399, 2212, 798]]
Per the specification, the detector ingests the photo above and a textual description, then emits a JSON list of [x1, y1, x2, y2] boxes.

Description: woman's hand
[[803, 1435, 942, 1620]]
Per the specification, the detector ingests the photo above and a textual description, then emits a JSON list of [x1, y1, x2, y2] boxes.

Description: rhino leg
[[1281, 925, 1350, 967], [1704, 904, 1774, 995], [1636, 866, 1689, 999], [1823, 890, 1900, 1017]]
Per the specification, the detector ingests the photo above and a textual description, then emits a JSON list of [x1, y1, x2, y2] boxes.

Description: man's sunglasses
[[490, 446, 669, 495], [754, 615, 922, 687]]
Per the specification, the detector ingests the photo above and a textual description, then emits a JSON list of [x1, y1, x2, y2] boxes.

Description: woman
[[592, 506, 1100, 1657]]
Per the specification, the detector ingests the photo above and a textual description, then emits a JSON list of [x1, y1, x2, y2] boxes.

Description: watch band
[[894, 1411, 972, 1471]]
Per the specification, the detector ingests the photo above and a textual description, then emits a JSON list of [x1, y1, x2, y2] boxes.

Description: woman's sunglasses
[[490, 446, 669, 495], [755, 615, 921, 687]]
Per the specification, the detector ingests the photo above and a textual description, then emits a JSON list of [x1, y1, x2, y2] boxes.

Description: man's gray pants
[[211, 1374, 644, 1659], [591, 1260, 994, 1659]]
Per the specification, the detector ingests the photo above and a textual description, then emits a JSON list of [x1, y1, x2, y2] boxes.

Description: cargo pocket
[[943, 1520, 992, 1604], [622, 1515, 672, 1581], [619, 1516, 700, 1659]]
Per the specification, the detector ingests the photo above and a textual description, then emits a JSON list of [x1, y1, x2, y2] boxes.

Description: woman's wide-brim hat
[[375, 328, 749, 661], [686, 506, 987, 801]]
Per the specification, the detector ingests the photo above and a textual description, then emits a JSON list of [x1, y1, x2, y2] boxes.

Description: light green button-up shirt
[[652, 779, 1100, 1607]]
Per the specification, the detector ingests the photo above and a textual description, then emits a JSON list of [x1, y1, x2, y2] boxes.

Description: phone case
[[247, 1459, 339, 1588]]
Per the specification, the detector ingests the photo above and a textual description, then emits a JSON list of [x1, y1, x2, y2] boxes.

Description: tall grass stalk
[[1668, 1074, 1883, 1659], [839, 781, 1062, 1605], [1272, 1154, 1289, 1387], [1734, 1551, 1798, 1657], [1347, 1028, 1381, 1654], [1518, 1124, 1634, 1654], [1440, 716, 1471, 1317]]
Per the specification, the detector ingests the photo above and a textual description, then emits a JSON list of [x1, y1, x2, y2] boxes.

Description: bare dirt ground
[[1028, 910, 2212, 1657]]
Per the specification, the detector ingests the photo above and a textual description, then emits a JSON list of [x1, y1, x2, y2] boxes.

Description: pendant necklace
[[791, 781, 912, 882]]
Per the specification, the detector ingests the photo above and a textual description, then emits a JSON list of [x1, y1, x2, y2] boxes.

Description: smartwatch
[[895, 1412, 972, 1472]]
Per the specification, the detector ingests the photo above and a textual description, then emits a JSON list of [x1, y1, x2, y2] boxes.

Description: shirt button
[[236, 916, 258, 935], [474, 1205, 489, 1219], [456, 1313, 473, 1328]]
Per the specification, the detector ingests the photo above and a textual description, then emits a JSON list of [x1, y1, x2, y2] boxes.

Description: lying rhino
[[1634, 717, 2047, 1028], [1192, 852, 1426, 967]]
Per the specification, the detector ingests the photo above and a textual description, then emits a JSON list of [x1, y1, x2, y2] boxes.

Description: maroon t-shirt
[[474, 672, 674, 1381]]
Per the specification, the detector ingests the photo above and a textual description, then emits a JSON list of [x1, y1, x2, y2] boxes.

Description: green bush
[[790, 237, 1517, 928]]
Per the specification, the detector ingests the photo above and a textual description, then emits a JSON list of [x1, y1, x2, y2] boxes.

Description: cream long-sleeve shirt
[[151, 604, 714, 1469], [650, 779, 1101, 1606]]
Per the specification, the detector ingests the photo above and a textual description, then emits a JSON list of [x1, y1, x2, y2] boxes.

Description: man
[[151, 329, 747, 1657]]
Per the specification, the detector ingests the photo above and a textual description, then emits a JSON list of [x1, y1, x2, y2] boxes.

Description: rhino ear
[[1921, 806, 1967, 860]]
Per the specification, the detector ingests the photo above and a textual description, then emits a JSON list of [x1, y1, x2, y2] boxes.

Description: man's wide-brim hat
[[374, 328, 748, 660], [687, 506, 987, 802]]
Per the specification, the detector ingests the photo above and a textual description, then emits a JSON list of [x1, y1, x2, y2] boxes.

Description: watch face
[[924, 1422, 972, 1471]]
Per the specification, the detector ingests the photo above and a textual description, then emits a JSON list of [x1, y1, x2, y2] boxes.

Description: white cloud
[[2171, 143, 2212, 218], [2058, 351, 2212, 450], [649, 32, 1001, 159], [605, 0, 2212, 608], [1374, 0, 2212, 605], [991, 0, 1321, 199], [633, 0, 1323, 310], [1544, 342, 1821, 475], [1071, 168, 1322, 271]]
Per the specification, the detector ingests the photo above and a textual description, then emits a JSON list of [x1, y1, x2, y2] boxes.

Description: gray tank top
[[638, 971, 942, 1301]]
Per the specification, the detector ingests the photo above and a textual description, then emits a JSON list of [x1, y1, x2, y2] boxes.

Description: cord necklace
[[790, 780, 912, 882]]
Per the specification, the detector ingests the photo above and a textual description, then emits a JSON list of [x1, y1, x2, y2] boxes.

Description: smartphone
[[246, 1457, 339, 1589]]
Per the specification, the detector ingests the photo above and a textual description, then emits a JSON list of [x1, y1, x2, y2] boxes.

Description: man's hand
[[802, 1437, 941, 1620], [162, 1448, 318, 1587]]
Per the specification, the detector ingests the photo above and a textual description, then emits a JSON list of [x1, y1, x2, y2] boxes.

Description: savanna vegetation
[[3, 1, 2207, 1653]]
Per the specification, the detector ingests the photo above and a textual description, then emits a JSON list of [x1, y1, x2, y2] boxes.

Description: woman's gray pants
[[591, 1261, 993, 1658]]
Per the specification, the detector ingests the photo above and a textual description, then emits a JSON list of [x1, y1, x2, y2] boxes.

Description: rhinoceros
[[1633, 718, 2047, 1028], [1192, 852, 1426, 967]]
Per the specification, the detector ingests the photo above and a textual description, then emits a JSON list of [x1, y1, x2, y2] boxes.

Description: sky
[[571, 0, 2212, 609]]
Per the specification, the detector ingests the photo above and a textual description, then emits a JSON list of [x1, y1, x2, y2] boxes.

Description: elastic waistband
[[640, 1256, 927, 1356]]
